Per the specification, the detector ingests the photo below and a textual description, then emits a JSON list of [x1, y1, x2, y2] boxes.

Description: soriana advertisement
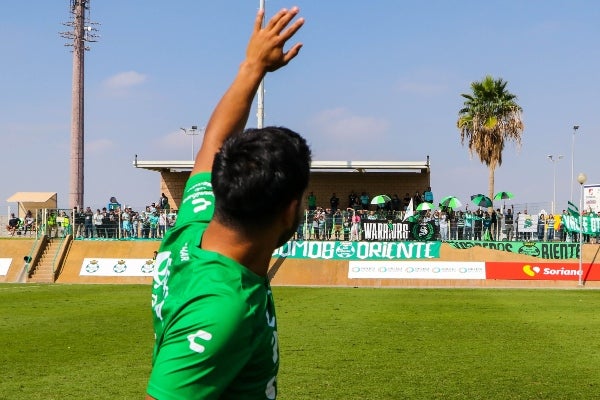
[[486, 262, 600, 281]]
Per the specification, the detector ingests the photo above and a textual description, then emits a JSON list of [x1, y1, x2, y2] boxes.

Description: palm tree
[[457, 75, 524, 207]]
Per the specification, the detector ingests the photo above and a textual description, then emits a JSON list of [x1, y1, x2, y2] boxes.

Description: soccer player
[[146, 6, 309, 400]]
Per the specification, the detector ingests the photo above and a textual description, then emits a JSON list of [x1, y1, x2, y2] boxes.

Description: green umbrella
[[439, 196, 462, 209], [404, 215, 419, 223], [370, 195, 391, 205], [416, 202, 434, 211], [494, 191, 514, 200], [471, 194, 493, 208]]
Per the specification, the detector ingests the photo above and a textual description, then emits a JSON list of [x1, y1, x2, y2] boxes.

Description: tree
[[457, 75, 524, 206]]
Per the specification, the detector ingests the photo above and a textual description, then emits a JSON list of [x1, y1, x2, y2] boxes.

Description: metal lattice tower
[[60, 0, 99, 209]]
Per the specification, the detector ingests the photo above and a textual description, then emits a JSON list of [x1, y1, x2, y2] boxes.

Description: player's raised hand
[[246, 6, 304, 73]]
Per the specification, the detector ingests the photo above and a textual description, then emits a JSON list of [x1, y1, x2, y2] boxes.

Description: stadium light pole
[[570, 125, 580, 202], [180, 126, 204, 160], [577, 172, 586, 287], [547, 155, 563, 215], [256, 0, 266, 128]]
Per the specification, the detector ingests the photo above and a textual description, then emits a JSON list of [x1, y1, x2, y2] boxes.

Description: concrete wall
[[160, 171, 190, 211], [269, 245, 600, 289], [57, 240, 160, 284], [159, 170, 431, 211], [3, 238, 599, 288], [0, 239, 35, 282], [307, 171, 429, 209]]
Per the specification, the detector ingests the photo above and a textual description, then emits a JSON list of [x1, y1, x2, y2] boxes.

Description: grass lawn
[[1, 284, 599, 399]]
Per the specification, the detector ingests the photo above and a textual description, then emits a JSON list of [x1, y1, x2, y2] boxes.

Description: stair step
[[27, 238, 68, 284]]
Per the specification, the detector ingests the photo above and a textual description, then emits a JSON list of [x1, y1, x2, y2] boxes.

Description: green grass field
[[1, 284, 599, 399]]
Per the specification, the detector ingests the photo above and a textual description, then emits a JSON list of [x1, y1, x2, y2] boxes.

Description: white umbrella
[[416, 202, 434, 211], [370, 195, 391, 205]]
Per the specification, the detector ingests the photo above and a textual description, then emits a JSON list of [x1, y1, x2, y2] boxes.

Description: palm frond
[[456, 75, 525, 197]]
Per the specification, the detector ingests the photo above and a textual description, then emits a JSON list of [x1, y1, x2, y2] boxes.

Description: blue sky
[[2, 1, 599, 214]]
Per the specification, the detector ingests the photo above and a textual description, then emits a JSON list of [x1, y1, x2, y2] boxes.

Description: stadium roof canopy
[[133, 159, 430, 173], [6, 192, 58, 217]]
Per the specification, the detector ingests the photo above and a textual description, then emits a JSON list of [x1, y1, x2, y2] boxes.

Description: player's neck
[[202, 221, 273, 277]]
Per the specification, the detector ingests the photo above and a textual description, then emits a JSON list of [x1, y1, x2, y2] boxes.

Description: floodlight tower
[[61, 0, 99, 209], [570, 125, 580, 203], [256, 0, 266, 128], [547, 154, 563, 215]]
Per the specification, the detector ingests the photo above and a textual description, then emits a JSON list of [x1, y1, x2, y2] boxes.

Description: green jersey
[[147, 173, 279, 399]]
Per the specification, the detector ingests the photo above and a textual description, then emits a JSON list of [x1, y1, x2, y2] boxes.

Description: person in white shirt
[[439, 211, 449, 241], [93, 209, 103, 238]]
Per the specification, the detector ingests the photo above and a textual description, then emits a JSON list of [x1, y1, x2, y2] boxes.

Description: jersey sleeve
[[147, 292, 253, 400], [175, 172, 215, 226]]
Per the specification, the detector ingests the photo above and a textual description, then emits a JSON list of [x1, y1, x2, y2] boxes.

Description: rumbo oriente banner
[[273, 240, 441, 260], [446, 240, 580, 260]]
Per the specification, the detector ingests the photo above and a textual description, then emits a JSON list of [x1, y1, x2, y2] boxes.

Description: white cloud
[[396, 81, 447, 96], [310, 107, 389, 140], [146, 129, 205, 160], [103, 71, 148, 90], [307, 108, 390, 159], [86, 138, 114, 154], [154, 129, 203, 149], [393, 68, 454, 97]]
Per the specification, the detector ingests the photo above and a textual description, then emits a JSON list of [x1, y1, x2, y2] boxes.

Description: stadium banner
[[583, 184, 600, 213], [561, 215, 600, 235], [361, 220, 411, 241], [348, 261, 486, 279], [0, 258, 12, 276], [274, 240, 441, 260], [359, 220, 440, 241], [446, 240, 579, 260], [486, 261, 600, 281], [516, 214, 539, 233], [79, 258, 155, 276]]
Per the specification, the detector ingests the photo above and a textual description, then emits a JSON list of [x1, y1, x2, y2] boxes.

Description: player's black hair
[[212, 126, 312, 230]]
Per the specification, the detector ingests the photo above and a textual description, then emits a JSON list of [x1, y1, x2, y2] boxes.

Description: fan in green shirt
[[146, 6, 310, 400]]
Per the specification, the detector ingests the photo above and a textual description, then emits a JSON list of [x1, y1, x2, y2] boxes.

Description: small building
[[6, 192, 58, 218], [133, 158, 431, 210]]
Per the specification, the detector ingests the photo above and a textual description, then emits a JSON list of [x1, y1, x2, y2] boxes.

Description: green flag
[[568, 201, 579, 218], [483, 228, 491, 241]]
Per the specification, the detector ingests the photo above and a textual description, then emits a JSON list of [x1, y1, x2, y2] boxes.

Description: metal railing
[[1, 201, 560, 242]]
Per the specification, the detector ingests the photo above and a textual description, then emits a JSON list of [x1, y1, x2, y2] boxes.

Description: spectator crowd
[[297, 189, 599, 243], [71, 193, 176, 240], [5, 189, 600, 243], [4, 193, 177, 240]]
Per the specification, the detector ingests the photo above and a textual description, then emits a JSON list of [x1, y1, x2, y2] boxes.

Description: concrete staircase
[[29, 239, 61, 283]]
